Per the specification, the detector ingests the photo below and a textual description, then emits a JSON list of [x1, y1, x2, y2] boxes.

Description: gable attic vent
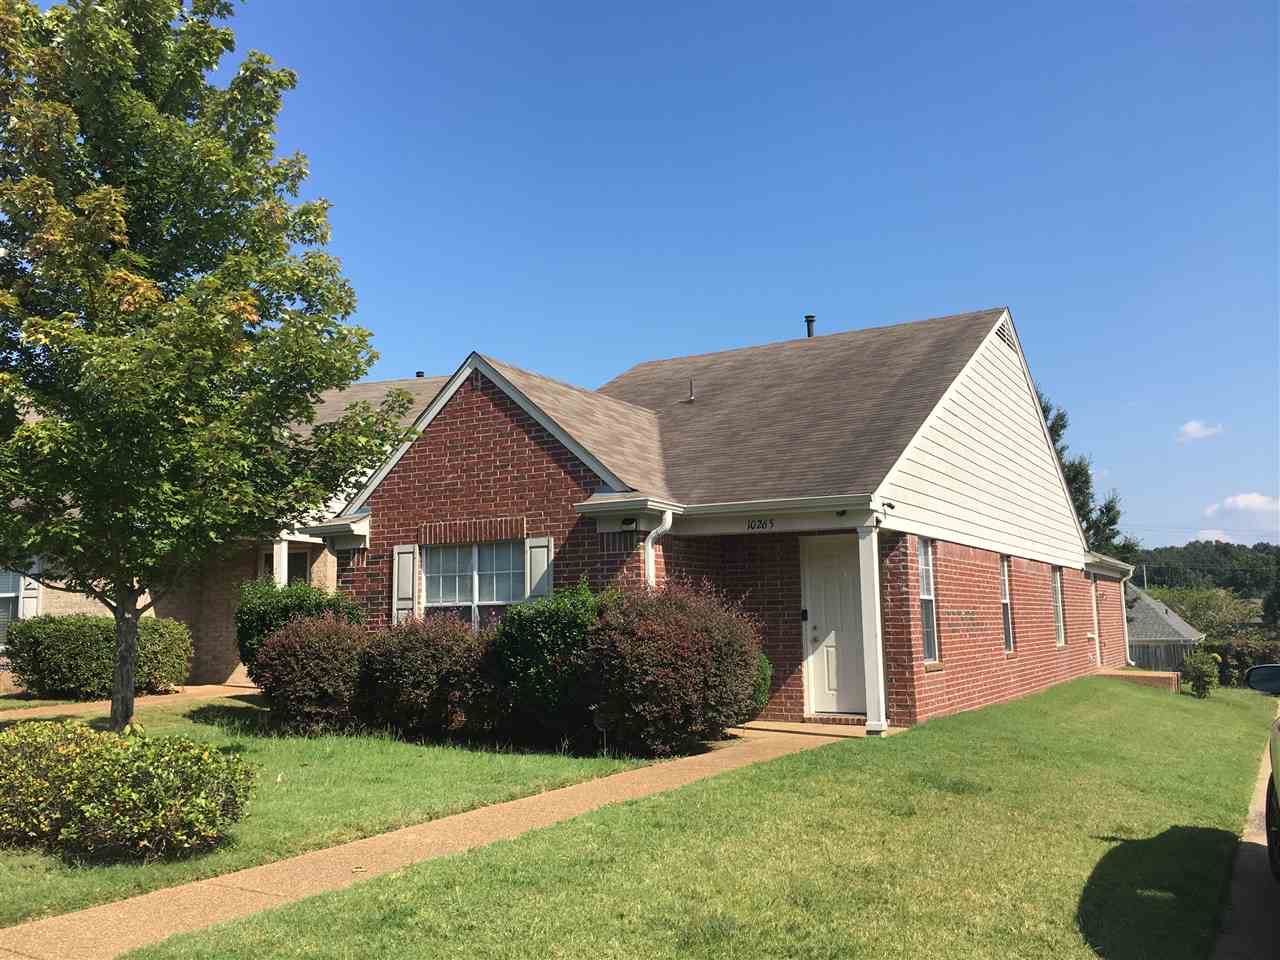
[[995, 319, 1017, 352]]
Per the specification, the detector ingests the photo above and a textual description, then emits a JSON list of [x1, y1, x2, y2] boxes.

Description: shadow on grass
[[1077, 826, 1238, 960]]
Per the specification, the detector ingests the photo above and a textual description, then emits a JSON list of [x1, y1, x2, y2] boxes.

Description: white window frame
[[421, 538, 552, 627], [918, 537, 940, 663], [1000, 556, 1015, 653], [259, 546, 311, 585], [1052, 566, 1066, 647]]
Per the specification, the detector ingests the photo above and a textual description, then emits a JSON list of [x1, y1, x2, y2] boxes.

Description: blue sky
[[221, 0, 1277, 547]]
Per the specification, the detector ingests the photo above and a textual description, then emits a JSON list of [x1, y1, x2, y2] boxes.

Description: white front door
[[801, 535, 866, 714]]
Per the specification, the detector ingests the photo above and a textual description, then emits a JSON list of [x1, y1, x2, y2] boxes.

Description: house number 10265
[[746, 518, 775, 531]]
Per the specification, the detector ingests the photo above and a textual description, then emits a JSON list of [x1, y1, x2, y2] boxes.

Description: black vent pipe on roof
[[804, 314, 815, 337]]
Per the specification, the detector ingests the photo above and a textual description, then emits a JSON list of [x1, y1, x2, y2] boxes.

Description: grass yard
[[129, 678, 1274, 960], [0, 692, 73, 711], [0, 696, 639, 927]]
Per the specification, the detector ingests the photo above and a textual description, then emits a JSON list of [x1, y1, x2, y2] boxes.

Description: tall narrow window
[[1052, 567, 1066, 646], [1000, 556, 1015, 653], [918, 537, 939, 662], [0, 570, 20, 645]]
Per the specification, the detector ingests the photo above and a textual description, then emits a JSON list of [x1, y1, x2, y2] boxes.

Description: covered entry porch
[[581, 497, 893, 733]]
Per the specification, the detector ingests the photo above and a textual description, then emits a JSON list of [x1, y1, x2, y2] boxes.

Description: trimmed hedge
[[5, 615, 192, 700], [591, 583, 762, 756], [491, 582, 602, 744], [749, 652, 774, 721], [355, 614, 491, 738], [1203, 637, 1280, 686], [235, 579, 364, 678], [252, 615, 369, 733], [256, 582, 763, 757], [0, 721, 254, 862]]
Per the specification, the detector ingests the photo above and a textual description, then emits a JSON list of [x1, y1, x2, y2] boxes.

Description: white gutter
[[643, 509, 674, 587]]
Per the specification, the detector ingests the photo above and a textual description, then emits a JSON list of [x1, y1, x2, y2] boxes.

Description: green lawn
[[0, 691, 74, 711], [130, 679, 1273, 960], [0, 695, 639, 927]]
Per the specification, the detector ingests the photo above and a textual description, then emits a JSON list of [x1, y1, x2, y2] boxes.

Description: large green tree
[[0, 0, 408, 729], [1038, 388, 1140, 560]]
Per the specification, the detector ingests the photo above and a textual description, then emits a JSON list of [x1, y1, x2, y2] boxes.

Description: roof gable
[[873, 313, 1091, 567]]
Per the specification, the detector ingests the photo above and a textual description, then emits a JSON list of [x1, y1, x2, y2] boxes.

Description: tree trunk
[[110, 597, 141, 732]]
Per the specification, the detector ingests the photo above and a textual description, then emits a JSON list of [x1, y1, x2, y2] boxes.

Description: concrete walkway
[[0, 685, 254, 723], [0, 726, 839, 960], [1214, 739, 1280, 960]]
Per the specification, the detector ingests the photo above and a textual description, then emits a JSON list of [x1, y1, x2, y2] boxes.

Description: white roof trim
[[344, 353, 630, 516], [575, 492, 875, 518], [872, 309, 1091, 560]]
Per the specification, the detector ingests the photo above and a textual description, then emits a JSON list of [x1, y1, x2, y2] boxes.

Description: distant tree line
[[1128, 540, 1279, 600]]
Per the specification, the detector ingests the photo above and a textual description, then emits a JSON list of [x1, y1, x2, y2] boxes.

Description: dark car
[[1245, 664, 1280, 882]]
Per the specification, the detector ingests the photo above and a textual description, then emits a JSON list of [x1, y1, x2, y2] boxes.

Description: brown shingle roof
[[481, 356, 672, 498], [311, 376, 448, 431], [595, 307, 1006, 503]]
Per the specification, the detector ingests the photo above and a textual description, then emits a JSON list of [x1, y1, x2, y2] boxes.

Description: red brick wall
[[1095, 575, 1127, 668], [343, 371, 646, 625], [881, 532, 1126, 724]]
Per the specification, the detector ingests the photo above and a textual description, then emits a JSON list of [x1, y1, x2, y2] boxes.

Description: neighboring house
[[286, 306, 1135, 730], [1124, 583, 1204, 671], [0, 375, 447, 684]]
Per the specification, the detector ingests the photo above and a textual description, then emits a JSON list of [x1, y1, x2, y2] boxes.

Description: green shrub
[[591, 582, 762, 756], [235, 578, 364, 677], [252, 615, 369, 732], [491, 581, 603, 744], [748, 652, 774, 721], [1181, 648, 1220, 699], [5, 615, 192, 699], [1203, 637, 1280, 686], [355, 614, 491, 738], [0, 721, 254, 862]]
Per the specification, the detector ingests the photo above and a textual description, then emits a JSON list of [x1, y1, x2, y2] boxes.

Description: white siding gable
[[875, 315, 1089, 569]]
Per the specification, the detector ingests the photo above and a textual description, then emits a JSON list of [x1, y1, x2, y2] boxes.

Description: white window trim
[[421, 538, 553, 627], [1000, 556, 1015, 653], [918, 537, 940, 663], [259, 544, 312, 586], [1052, 567, 1066, 647]]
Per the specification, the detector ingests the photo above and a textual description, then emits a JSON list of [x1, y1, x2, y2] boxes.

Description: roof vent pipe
[[804, 314, 816, 338]]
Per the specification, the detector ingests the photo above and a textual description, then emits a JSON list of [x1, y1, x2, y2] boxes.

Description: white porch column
[[272, 539, 288, 587], [857, 526, 889, 734]]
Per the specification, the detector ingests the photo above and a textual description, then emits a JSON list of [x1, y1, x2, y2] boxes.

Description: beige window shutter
[[18, 573, 39, 619], [525, 536, 554, 599], [391, 545, 418, 624]]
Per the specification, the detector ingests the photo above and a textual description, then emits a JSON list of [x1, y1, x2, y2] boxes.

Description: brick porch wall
[[338, 370, 647, 626], [1095, 575, 1127, 668]]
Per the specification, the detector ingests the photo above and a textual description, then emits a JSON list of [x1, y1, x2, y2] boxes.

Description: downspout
[[1089, 574, 1102, 668], [643, 510, 674, 588], [1121, 572, 1136, 666]]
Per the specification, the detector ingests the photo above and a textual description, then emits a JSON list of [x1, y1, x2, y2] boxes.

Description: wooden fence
[[1128, 641, 1198, 672]]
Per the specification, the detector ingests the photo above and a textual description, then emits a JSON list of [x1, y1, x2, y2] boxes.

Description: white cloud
[[1197, 529, 1236, 543], [1178, 420, 1224, 442], [1222, 492, 1280, 514]]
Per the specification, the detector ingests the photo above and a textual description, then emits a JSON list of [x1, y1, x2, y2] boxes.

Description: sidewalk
[[0, 726, 839, 960], [0, 685, 256, 723], [1213, 737, 1280, 960]]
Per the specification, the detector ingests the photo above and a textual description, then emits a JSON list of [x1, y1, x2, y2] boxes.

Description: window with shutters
[[422, 539, 551, 628]]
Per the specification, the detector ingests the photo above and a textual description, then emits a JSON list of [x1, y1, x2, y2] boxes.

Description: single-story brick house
[[282, 306, 1133, 731], [4, 307, 1135, 728]]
